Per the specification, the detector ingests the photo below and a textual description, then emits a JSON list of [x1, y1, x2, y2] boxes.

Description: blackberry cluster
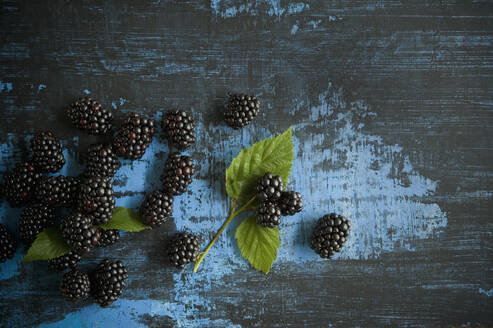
[[256, 172, 283, 202], [140, 190, 173, 228], [168, 232, 201, 269], [49, 251, 82, 271], [310, 213, 351, 259], [97, 229, 120, 247], [224, 93, 261, 129], [160, 153, 196, 195], [60, 270, 91, 302], [85, 144, 121, 179], [91, 259, 128, 307], [1, 162, 41, 207], [35, 175, 80, 208], [161, 110, 196, 150], [60, 212, 100, 254], [18, 204, 56, 245], [77, 176, 115, 226], [112, 112, 155, 160], [0, 224, 17, 264], [30, 131, 66, 173], [67, 97, 113, 135]]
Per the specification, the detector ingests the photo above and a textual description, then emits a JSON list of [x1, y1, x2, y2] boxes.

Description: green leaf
[[99, 206, 151, 232], [22, 228, 70, 262], [235, 215, 280, 274], [226, 126, 294, 206]]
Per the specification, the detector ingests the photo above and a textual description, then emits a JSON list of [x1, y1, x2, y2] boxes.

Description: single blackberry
[[112, 112, 155, 160], [60, 270, 91, 302], [310, 213, 351, 259], [97, 228, 120, 247], [168, 232, 201, 269], [256, 201, 281, 228], [139, 190, 173, 228], [278, 191, 303, 216], [66, 97, 113, 135], [91, 259, 128, 307], [224, 93, 260, 129], [30, 131, 65, 173], [160, 153, 196, 196], [49, 251, 82, 271], [0, 224, 17, 264], [256, 172, 283, 202], [85, 144, 121, 179], [1, 162, 41, 207], [161, 110, 196, 150], [35, 175, 80, 208], [18, 204, 56, 245], [60, 212, 100, 254], [77, 176, 115, 225]]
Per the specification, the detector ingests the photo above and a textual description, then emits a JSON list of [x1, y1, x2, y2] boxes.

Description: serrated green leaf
[[99, 207, 151, 232], [22, 228, 70, 262], [235, 215, 280, 274], [226, 126, 294, 206]]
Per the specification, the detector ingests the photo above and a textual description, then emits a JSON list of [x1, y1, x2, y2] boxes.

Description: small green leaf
[[235, 215, 280, 274], [226, 126, 294, 206], [99, 206, 151, 232], [22, 228, 70, 262]]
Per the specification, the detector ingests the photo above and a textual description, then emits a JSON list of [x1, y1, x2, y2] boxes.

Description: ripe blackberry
[[112, 112, 155, 160], [35, 175, 80, 208], [224, 93, 260, 129], [67, 97, 113, 135], [30, 131, 65, 173], [60, 212, 100, 254], [310, 213, 351, 259], [85, 144, 121, 179], [60, 270, 91, 302], [91, 259, 128, 307], [97, 229, 120, 247], [256, 172, 283, 202], [1, 162, 41, 207], [18, 204, 56, 245], [77, 176, 115, 225], [278, 191, 303, 216], [160, 153, 196, 196], [49, 251, 82, 271], [161, 110, 196, 150], [168, 232, 201, 269], [256, 201, 281, 228], [0, 224, 17, 264], [140, 190, 173, 228]]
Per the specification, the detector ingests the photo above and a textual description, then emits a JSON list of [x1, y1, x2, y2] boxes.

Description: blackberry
[[30, 131, 65, 173], [18, 204, 56, 245], [168, 232, 201, 269], [97, 229, 120, 247], [140, 190, 173, 228], [60, 212, 100, 254], [224, 93, 260, 129], [256, 201, 281, 228], [67, 97, 113, 135], [49, 251, 82, 271], [112, 112, 155, 160], [161, 110, 196, 150], [310, 213, 351, 259], [256, 172, 283, 202], [160, 153, 196, 195], [1, 162, 41, 207], [35, 175, 80, 208], [0, 224, 17, 264], [278, 191, 303, 216], [77, 176, 115, 225], [85, 144, 121, 179], [60, 270, 91, 302], [91, 259, 128, 307]]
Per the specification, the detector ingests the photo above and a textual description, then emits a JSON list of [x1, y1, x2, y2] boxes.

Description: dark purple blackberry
[[77, 176, 115, 225], [310, 213, 351, 259], [0, 223, 17, 264], [66, 97, 113, 135], [85, 144, 121, 179], [91, 259, 128, 307], [256, 201, 281, 228], [278, 191, 303, 216], [35, 175, 80, 208], [112, 112, 155, 160], [139, 190, 173, 228], [18, 204, 56, 245], [97, 228, 120, 247], [30, 131, 65, 173], [161, 110, 196, 150], [49, 251, 82, 271], [60, 270, 91, 302], [256, 172, 283, 202], [160, 153, 196, 196], [224, 93, 260, 129], [1, 162, 41, 207], [168, 232, 201, 269], [60, 212, 100, 254]]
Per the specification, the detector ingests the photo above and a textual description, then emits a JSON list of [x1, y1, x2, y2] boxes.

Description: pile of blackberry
[[112, 112, 155, 160], [224, 93, 261, 129], [310, 213, 351, 259]]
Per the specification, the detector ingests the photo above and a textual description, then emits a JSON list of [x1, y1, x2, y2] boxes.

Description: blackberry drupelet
[[18, 204, 56, 245], [255, 201, 281, 228], [112, 112, 155, 160], [77, 176, 115, 225], [66, 97, 113, 135], [0, 224, 17, 264], [168, 232, 201, 269], [91, 259, 128, 307], [278, 191, 303, 216], [60, 212, 100, 254], [60, 270, 91, 302], [256, 172, 283, 202], [97, 228, 120, 247], [1, 162, 41, 207], [49, 251, 82, 271], [35, 175, 80, 208], [30, 131, 65, 173], [310, 213, 351, 259], [161, 110, 196, 150], [224, 93, 260, 129], [139, 190, 173, 228], [160, 153, 196, 195], [85, 144, 121, 179]]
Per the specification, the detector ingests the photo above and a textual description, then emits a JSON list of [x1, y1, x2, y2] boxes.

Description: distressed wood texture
[[1, 1, 492, 327]]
